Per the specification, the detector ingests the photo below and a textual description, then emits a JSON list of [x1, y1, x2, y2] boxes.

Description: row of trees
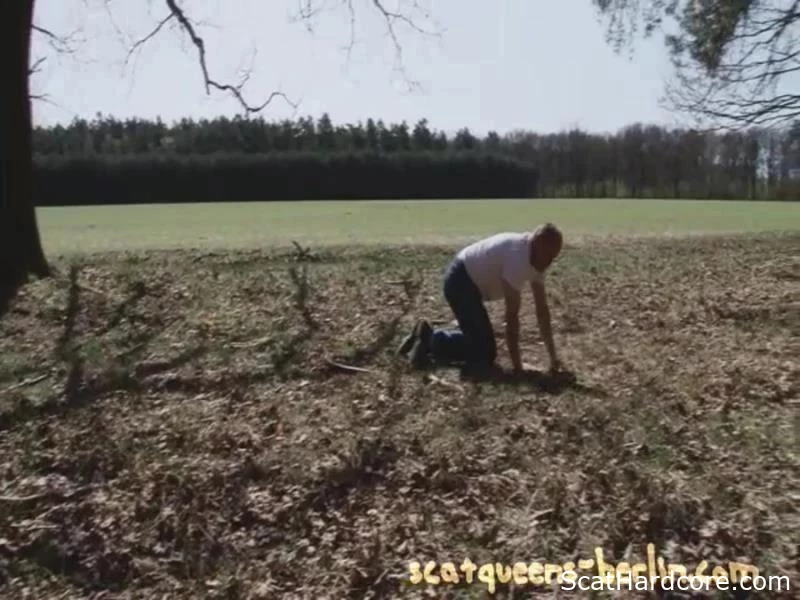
[[34, 152, 537, 204], [32, 115, 800, 203]]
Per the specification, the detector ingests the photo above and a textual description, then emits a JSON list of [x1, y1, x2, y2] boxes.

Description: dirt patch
[[0, 233, 798, 598]]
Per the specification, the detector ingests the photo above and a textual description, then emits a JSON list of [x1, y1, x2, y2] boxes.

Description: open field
[[1, 229, 798, 598], [37, 198, 800, 255]]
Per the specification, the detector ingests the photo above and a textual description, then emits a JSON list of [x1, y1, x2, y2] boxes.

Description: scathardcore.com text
[[407, 544, 791, 594]]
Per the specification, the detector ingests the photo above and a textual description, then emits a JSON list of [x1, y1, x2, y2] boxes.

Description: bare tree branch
[[288, 0, 359, 62], [371, 0, 437, 37], [32, 23, 83, 55], [661, 1, 800, 129], [369, 0, 442, 91], [29, 22, 89, 108], [337, 0, 358, 62], [372, 0, 422, 90], [164, 0, 298, 114], [290, 0, 441, 91], [32, 24, 59, 41], [125, 13, 175, 65], [28, 93, 63, 110], [36, 0, 440, 116], [102, 0, 128, 44], [596, 0, 800, 130], [28, 57, 47, 76]]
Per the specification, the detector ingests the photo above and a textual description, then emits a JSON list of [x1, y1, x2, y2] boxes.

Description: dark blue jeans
[[430, 258, 497, 367]]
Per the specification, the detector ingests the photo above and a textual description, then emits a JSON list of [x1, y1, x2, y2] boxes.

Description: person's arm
[[530, 279, 561, 371], [502, 279, 523, 373]]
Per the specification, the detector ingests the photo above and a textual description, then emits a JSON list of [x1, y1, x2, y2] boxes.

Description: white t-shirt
[[457, 232, 544, 301]]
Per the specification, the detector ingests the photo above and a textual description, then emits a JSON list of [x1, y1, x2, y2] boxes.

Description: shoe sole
[[396, 332, 416, 356], [398, 319, 432, 357], [409, 337, 431, 369]]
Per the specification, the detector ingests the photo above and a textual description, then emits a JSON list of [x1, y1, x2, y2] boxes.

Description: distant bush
[[32, 151, 538, 205]]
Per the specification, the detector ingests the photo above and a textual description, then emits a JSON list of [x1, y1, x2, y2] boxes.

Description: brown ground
[[0, 233, 798, 599]]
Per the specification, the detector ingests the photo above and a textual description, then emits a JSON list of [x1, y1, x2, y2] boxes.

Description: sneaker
[[409, 337, 431, 369], [396, 319, 432, 357], [408, 319, 434, 368], [417, 319, 433, 352], [396, 328, 418, 357]]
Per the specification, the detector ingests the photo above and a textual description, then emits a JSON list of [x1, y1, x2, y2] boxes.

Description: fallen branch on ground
[[0, 374, 50, 395], [11, 522, 60, 531], [324, 358, 373, 374], [0, 485, 96, 504], [77, 283, 111, 298], [228, 336, 273, 349], [531, 508, 555, 521], [425, 374, 464, 392]]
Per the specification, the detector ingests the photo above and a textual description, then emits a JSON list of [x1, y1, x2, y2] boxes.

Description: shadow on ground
[[489, 368, 608, 397], [416, 360, 609, 397]]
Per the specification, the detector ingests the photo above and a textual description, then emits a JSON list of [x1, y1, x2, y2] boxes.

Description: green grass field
[[37, 198, 799, 255]]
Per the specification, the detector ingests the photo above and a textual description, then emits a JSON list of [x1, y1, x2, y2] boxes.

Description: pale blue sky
[[31, 0, 679, 135]]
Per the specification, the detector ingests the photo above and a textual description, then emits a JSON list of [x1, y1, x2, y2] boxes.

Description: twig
[[29, 56, 47, 75], [531, 508, 555, 521], [78, 283, 111, 298], [324, 358, 373, 374], [0, 374, 49, 395], [125, 13, 175, 66], [32, 24, 76, 54], [425, 374, 464, 392], [11, 523, 60, 531], [0, 485, 96, 504], [228, 336, 272, 349], [32, 24, 60, 41], [0, 492, 50, 503]]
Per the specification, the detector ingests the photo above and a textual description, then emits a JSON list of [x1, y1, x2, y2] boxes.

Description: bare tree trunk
[[1, 0, 49, 309]]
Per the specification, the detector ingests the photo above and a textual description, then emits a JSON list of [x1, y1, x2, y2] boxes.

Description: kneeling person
[[399, 224, 563, 376]]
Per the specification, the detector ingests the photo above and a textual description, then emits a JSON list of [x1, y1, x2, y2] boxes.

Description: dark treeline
[[32, 113, 800, 204], [35, 152, 536, 204]]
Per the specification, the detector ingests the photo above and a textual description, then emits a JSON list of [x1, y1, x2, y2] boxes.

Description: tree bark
[[1, 0, 50, 310]]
